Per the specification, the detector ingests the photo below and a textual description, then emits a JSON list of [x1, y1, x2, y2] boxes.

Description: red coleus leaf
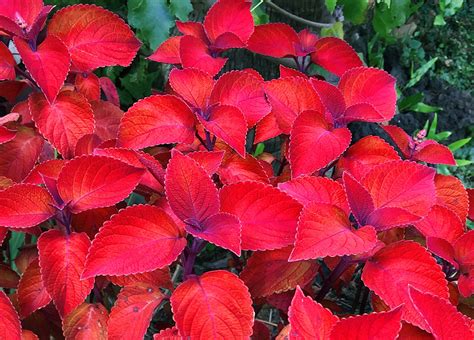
[[288, 286, 339, 340], [108, 283, 165, 340], [62, 303, 108, 340], [426, 237, 458, 268], [289, 110, 352, 177], [220, 181, 302, 251], [169, 67, 214, 111], [57, 155, 144, 213], [91, 100, 123, 141], [217, 151, 270, 185], [179, 35, 227, 76], [0, 264, 18, 288], [338, 67, 397, 123], [264, 77, 324, 134], [290, 203, 377, 261], [0, 184, 55, 228], [170, 270, 254, 339], [0, 41, 15, 80], [310, 79, 345, 121], [75, 73, 100, 102], [382, 125, 455, 165], [203, 0, 253, 46], [107, 267, 173, 291], [209, 70, 270, 127], [409, 287, 472, 339], [434, 174, 469, 222], [38, 230, 94, 318], [148, 36, 181, 64], [166, 150, 219, 223], [48, 5, 141, 72], [254, 111, 283, 144], [118, 95, 195, 149], [278, 176, 349, 212], [334, 135, 400, 180], [187, 150, 224, 176], [99, 76, 120, 106], [0, 126, 16, 145], [82, 205, 186, 278], [29, 91, 95, 158], [414, 205, 465, 243], [165, 151, 241, 254], [362, 241, 449, 330], [0, 290, 21, 340], [311, 37, 363, 77], [240, 246, 318, 298], [24, 159, 66, 185], [0, 0, 44, 33], [153, 327, 181, 339], [0, 126, 44, 182], [15, 35, 70, 103], [329, 306, 403, 340], [247, 23, 299, 57], [18, 259, 52, 319], [0, 81, 28, 102], [468, 189, 474, 221]]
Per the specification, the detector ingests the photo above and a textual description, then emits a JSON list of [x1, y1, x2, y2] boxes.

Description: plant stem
[[263, 0, 334, 28], [182, 238, 205, 280], [205, 130, 214, 151], [316, 256, 352, 301], [359, 286, 370, 314]]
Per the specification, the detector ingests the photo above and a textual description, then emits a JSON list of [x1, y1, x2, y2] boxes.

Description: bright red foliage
[[0, 0, 471, 338]]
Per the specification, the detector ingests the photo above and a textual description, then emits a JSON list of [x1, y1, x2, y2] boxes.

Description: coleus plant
[[0, 0, 473, 339]]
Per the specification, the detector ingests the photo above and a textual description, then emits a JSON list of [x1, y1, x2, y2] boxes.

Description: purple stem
[[182, 238, 206, 280], [316, 255, 352, 301]]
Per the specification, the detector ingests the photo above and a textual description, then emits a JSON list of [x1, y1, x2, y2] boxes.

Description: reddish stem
[[316, 255, 352, 302]]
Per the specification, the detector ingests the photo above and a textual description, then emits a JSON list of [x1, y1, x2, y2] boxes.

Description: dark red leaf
[[0, 41, 15, 80], [18, 259, 52, 319], [75, 73, 100, 102], [107, 267, 172, 291], [0, 290, 21, 340], [62, 303, 108, 340]]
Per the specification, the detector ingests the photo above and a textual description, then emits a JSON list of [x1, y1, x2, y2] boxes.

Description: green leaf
[[405, 57, 438, 89], [325, 0, 337, 13], [120, 58, 160, 104], [434, 14, 446, 26], [169, 0, 193, 21], [434, 131, 452, 141], [253, 143, 265, 157], [455, 159, 472, 166], [128, 0, 173, 50], [9, 231, 24, 262], [398, 92, 423, 111], [321, 22, 344, 39], [410, 102, 442, 113], [427, 113, 438, 139], [449, 137, 472, 152], [338, 0, 369, 24]]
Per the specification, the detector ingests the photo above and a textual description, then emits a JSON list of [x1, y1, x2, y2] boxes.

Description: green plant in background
[[435, 0, 464, 25]]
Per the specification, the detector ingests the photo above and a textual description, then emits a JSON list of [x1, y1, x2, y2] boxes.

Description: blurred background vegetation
[[44, 0, 472, 185]]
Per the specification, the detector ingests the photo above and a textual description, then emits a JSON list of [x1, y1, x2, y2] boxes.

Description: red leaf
[[99, 77, 120, 106], [409, 287, 472, 339], [288, 286, 339, 339], [279, 176, 348, 212], [0, 0, 44, 30], [361, 161, 436, 221], [0, 290, 21, 340], [434, 174, 469, 222], [153, 327, 181, 339], [426, 237, 457, 268], [0, 126, 44, 182], [170, 270, 254, 339], [217, 152, 270, 185], [0, 264, 19, 289], [310, 79, 345, 122], [57, 155, 144, 213], [91, 100, 123, 141], [168, 68, 214, 111], [82, 205, 186, 278], [0, 81, 28, 102], [220, 181, 302, 250], [339, 67, 397, 122], [289, 110, 351, 177], [18, 259, 52, 318], [414, 205, 465, 243], [311, 37, 363, 77], [240, 246, 318, 298], [24, 159, 66, 185], [21, 330, 39, 340], [252, 320, 271, 340], [280, 64, 307, 78], [415, 141, 456, 165], [0, 126, 16, 145], [148, 36, 182, 64], [329, 307, 403, 340], [176, 21, 208, 41], [179, 35, 227, 77], [118, 95, 195, 149], [468, 189, 474, 221], [290, 203, 377, 260], [187, 212, 242, 255], [203, 0, 253, 45], [247, 23, 299, 58], [362, 241, 449, 330], [342, 172, 375, 226], [165, 151, 219, 222], [0, 41, 15, 80], [334, 135, 400, 180], [108, 284, 164, 340], [107, 267, 172, 291], [187, 151, 224, 176], [0, 184, 55, 228], [48, 5, 141, 72], [74, 134, 102, 156], [14, 35, 70, 104], [210, 71, 271, 127], [38, 230, 94, 318], [29, 91, 95, 158], [75, 73, 100, 102], [381, 125, 412, 157], [62, 303, 108, 340], [454, 230, 474, 270], [254, 111, 283, 143], [397, 322, 433, 340], [264, 77, 324, 133], [197, 105, 248, 157]]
